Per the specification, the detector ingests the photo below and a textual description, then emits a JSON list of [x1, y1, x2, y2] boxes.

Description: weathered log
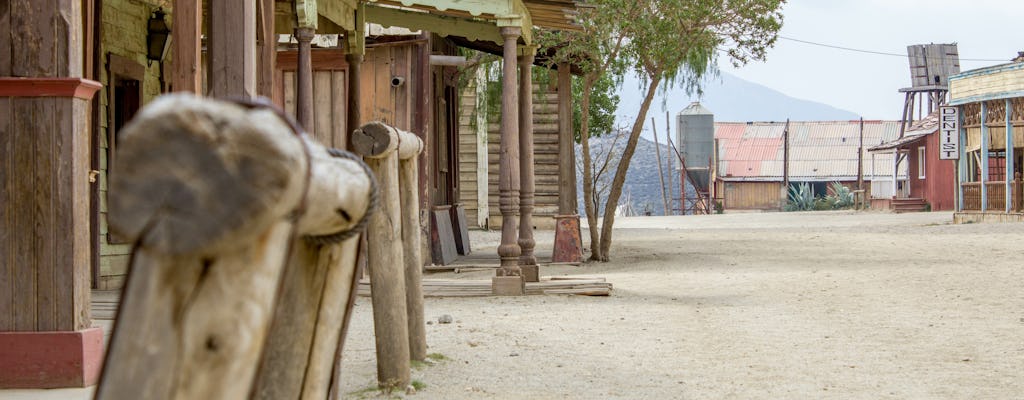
[[97, 94, 376, 400], [351, 121, 425, 388], [398, 131, 427, 362], [253, 144, 376, 400], [98, 94, 308, 400]]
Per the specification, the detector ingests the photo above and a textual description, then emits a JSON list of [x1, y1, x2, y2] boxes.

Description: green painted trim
[[296, 0, 318, 29], [366, 4, 502, 44], [318, 0, 358, 31]]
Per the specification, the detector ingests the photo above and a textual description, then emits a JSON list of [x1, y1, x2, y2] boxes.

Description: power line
[[778, 35, 1009, 62]]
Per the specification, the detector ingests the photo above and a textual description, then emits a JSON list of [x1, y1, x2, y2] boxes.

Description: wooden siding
[[721, 181, 782, 210], [458, 81, 562, 229], [951, 65, 1024, 102]]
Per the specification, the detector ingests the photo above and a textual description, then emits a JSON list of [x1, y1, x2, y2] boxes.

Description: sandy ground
[[338, 211, 1024, 399], [4, 211, 1023, 399]]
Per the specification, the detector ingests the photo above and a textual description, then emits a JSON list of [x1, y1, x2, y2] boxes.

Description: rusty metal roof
[[716, 120, 903, 181]]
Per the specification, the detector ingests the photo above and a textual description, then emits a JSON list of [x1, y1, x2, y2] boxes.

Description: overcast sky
[[718, 0, 1023, 120]]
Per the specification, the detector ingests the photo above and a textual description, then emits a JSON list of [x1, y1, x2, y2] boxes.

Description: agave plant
[[827, 182, 854, 209], [786, 182, 815, 211]]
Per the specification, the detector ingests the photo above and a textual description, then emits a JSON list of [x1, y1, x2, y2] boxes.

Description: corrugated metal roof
[[716, 120, 903, 181]]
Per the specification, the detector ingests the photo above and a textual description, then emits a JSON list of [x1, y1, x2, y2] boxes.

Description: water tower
[[899, 43, 960, 136], [677, 102, 714, 214]]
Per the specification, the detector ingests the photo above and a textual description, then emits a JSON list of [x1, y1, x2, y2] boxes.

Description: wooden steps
[[893, 197, 927, 213], [358, 276, 612, 297]]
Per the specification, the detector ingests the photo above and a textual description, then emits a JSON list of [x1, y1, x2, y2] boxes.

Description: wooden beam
[[208, 0, 257, 98], [172, 0, 202, 93], [365, 4, 502, 44], [318, 0, 357, 31]]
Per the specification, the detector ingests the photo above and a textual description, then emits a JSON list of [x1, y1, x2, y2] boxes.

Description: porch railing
[[962, 181, 1023, 211]]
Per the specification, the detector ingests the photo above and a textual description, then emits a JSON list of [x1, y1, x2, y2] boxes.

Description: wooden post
[[253, 143, 376, 400], [97, 95, 313, 399], [0, 0, 103, 388], [494, 26, 524, 295], [782, 119, 790, 210], [295, 27, 316, 131], [858, 117, 864, 190], [350, 124, 425, 363], [552, 62, 582, 264], [208, 0, 256, 98], [345, 6, 365, 147], [1006, 98, 1014, 213], [665, 111, 674, 214], [256, 0, 276, 98], [397, 128, 427, 361], [350, 122, 417, 389], [518, 46, 538, 282], [981, 101, 989, 211], [172, 0, 202, 93], [556, 63, 576, 215], [652, 116, 669, 215]]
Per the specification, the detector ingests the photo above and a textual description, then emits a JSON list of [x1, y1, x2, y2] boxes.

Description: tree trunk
[[578, 76, 602, 261], [597, 74, 662, 260]]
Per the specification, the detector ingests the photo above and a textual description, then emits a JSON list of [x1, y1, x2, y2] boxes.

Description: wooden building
[[1, 0, 583, 388], [868, 112, 957, 211], [948, 59, 1024, 222], [713, 120, 902, 211]]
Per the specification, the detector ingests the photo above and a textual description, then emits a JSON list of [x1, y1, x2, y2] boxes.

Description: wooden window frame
[[106, 54, 145, 244], [918, 146, 926, 179]]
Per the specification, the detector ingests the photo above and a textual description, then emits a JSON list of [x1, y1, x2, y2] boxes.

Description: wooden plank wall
[[456, 81, 561, 229], [722, 181, 783, 210], [1, 1, 91, 331], [457, 79, 480, 226]]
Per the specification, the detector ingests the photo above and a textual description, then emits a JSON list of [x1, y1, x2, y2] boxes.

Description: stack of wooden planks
[[357, 276, 612, 297]]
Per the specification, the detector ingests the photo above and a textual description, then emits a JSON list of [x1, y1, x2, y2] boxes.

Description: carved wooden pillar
[[294, 27, 315, 131], [493, 26, 524, 295], [518, 46, 538, 282]]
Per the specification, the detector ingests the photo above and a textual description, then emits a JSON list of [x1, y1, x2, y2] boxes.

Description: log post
[[494, 26, 524, 295], [208, 0, 257, 98], [398, 132, 427, 361], [97, 95, 378, 400], [518, 46, 538, 282], [350, 121, 419, 389], [253, 143, 377, 400], [97, 95, 310, 399]]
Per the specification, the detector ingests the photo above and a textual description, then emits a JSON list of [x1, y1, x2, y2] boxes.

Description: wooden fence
[[95, 96, 424, 399]]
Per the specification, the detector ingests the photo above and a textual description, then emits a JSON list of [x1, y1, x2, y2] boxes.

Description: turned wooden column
[[518, 47, 538, 282], [346, 53, 362, 139], [294, 27, 315, 131], [493, 26, 524, 295]]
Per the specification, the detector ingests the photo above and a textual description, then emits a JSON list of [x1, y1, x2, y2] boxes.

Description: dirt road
[[339, 211, 1024, 399]]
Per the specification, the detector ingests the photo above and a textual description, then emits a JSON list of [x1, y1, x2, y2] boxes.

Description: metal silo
[[677, 102, 714, 192]]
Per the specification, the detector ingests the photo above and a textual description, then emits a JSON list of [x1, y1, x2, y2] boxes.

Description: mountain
[[576, 135, 682, 217], [615, 71, 859, 128]]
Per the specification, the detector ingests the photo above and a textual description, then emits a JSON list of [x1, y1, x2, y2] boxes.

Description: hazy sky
[[718, 0, 1023, 120]]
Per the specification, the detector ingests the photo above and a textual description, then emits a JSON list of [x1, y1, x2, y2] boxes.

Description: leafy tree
[[543, 0, 785, 261]]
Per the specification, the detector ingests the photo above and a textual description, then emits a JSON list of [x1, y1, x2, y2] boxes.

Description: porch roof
[[364, 0, 583, 45], [867, 112, 938, 152]]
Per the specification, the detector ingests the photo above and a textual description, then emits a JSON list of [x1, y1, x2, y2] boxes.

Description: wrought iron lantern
[[146, 8, 171, 65]]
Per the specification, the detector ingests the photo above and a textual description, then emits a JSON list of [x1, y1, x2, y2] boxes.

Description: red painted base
[[0, 327, 104, 388], [552, 215, 583, 263]]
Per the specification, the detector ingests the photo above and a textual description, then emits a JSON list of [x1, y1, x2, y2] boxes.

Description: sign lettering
[[939, 106, 959, 160]]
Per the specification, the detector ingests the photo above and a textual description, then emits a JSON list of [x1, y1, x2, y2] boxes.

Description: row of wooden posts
[[96, 95, 427, 398]]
